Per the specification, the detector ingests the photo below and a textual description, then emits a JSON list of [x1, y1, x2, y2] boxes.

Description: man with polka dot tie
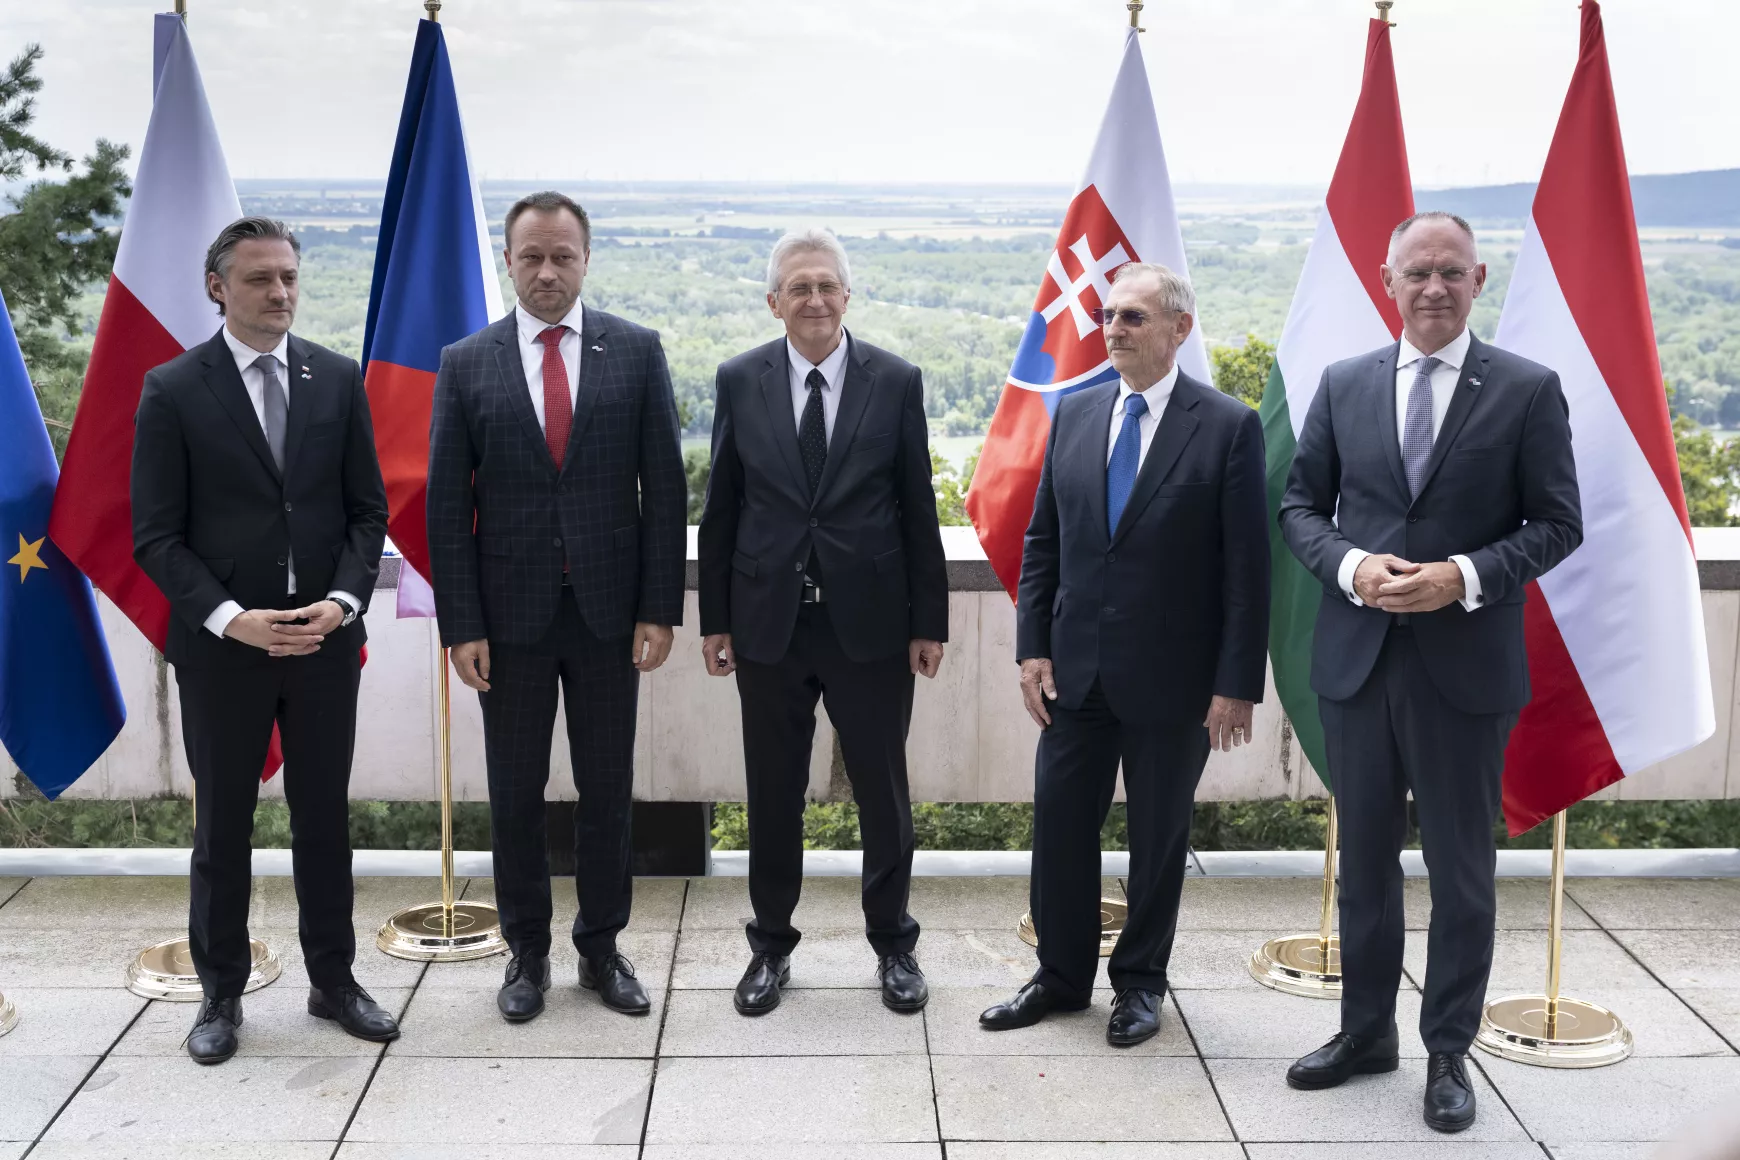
[[427, 192, 687, 1026]]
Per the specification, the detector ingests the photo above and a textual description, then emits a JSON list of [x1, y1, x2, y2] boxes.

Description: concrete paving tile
[[933, 1054, 1232, 1141], [0, 876, 190, 929], [460, 876, 688, 933], [949, 1148, 1243, 1160], [391, 983, 663, 1057], [904, 876, 1124, 932], [253, 875, 461, 929], [1540, 1148, 1663, 1160], [1406, 877, 1598, 930], [658, 986, 926, 1056], [0, 988, 146, 1055], [1176, 876, 1340, 931], [679, 874, 866, 931], [0, 878, 30, 906], [0, 1146, 23, 1160], [641, 1148, 942, 1160], [647, 1055, 937, 1144], [1552, 985, 1735, 1057], [1244, 1147, 1546, 1159], [0, 1054, 96, 1142], [1675, 988, 1740, 1045], [35, 1145, 335, 1159], [255, 927, 430, 993], [414, 928, 674, 991], [1479, 1054, 1740, 1142], [1566, 878, 1740, 930], [0, 926, 186, 988], [923, 986, 1193, 1056], [339, 1146, 637, 1159], [1166, 930, 1410, 991], [43, 1055, 370, 1144], [347, 1057, 652, 1145], [1405, 928, 1657, 995], [1174, 986, 1428, 1058], [1208, 1057, 1528, 1142], [1609, 929, 1740, 988], [112, 986, 412, 1057]]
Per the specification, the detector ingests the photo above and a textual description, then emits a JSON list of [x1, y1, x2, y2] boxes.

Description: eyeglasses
[[1397, 265, 1475, 285], [778, 281, 846, 301], [1091, 307, 1157, 328]]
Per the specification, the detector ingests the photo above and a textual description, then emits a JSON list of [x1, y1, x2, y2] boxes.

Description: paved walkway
[[1, 873, 1738, 1158]]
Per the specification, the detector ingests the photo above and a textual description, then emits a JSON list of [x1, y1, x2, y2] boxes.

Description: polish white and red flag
[[966, 27, 1210, 593], [1496, 0, 1713, 832]]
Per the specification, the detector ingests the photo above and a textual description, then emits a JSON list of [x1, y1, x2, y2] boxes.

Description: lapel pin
[[1469, 376, 1482, 387], [590, 344, 604, 353], [299, 365, 311, 379]]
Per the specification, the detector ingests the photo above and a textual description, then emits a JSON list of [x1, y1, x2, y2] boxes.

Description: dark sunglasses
[[1090, 307, 1152, 328]]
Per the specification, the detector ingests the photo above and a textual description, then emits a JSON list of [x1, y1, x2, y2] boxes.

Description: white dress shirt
[[515, 300, 584, 432], [203, 326, 362, 638], [788, 329, 850, 442], [1336, 326, 1484, 612], [1106, 364, 1179, 468]]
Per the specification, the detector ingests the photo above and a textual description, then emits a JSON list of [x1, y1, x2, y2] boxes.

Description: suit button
[[1107, 552, 1117, 563], [283, 502, 292, 512], [1408, 515, 1418, 523], [277, 556, 287, 566], [794, 561, 804, 572], [1102, 606, 1115, 615], [809, 518, 819, 528], [553, 537, 563, 548]]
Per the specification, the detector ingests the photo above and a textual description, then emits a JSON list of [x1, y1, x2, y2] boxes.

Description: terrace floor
[[2, 872, 1739, 1158]]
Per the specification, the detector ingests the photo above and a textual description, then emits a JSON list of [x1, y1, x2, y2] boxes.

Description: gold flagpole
[[1249, 794, 1342, 997], [1475, 810, 1632, 1066]]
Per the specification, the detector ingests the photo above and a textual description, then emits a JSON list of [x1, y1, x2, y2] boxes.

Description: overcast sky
[[5, 0, 1735, 191]]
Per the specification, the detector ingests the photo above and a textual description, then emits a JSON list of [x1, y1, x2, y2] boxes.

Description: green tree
[[932, 443, 980, 526], [0, 44, 132, 450], [683, 447, 711, 524], [1673, 412, 1740, 526], [1209, 334, 1275, 409]]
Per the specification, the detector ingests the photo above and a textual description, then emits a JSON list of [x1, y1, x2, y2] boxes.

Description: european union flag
[[0, 286, 125, 798]]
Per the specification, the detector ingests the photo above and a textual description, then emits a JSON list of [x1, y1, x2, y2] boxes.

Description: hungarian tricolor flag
[[363, 15, 503, 608], [1260, 17, 1413, 781], [966, 26, 1210, 595], [1496, 0, 1713, 833]]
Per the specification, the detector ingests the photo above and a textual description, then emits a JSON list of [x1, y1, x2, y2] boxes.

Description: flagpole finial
[[424, 0, 441, 20], [174, 0, 186, 15], [1375, 1, 1396, 25], [1127, 0, 1145, 32]]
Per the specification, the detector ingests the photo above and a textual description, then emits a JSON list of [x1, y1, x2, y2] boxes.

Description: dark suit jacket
[[426, 308, 686, 647], [131, 329, 387, 669], [1278, 334, 1583, 715], [1015, 371, 1270, 723], [697, 334, 948, 666]]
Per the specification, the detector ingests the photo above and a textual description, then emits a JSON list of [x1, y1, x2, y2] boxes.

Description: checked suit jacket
[[426, 307, 687, 647]]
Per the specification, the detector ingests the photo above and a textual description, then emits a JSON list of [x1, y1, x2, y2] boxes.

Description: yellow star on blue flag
[[9, 533, 46, 582]]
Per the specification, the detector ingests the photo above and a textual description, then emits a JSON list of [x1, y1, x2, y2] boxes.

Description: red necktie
[[537, 326, 572, 470]]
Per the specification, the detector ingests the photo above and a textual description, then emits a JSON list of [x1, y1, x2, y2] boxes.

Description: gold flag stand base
[[125, 936, 281, 1001], [1474, 809, 1632, 1068], [378, 643, 507, 963], [1017, 897, 1128, 958], [0, 990, 17, 1036], [1251, 796, 1343, 998]]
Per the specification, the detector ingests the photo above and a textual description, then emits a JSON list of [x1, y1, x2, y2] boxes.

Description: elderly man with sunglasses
[[980, 262, 1269, 1046]]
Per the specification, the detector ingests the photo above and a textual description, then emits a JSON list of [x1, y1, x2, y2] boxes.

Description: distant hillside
[[1415, 168, 1740, 228]]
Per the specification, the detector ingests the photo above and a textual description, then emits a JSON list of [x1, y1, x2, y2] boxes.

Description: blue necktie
[[1106, 391, 1148, 536], [1401, 355, 1440, 497]]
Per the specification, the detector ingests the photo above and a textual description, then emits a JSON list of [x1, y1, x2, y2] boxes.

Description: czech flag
[[966, 26, 1211, 596], [363, 14, 504, 608]]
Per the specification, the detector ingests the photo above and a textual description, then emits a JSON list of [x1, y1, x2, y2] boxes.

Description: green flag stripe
[[1258, 361, 1330, 787]]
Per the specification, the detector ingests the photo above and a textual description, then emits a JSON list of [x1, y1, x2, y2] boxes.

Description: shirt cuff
[[1451, 555, 1484, 612], [204, 600, 245, 639], [1338, 548, 1371, 606], [327, 590, 362, 616]]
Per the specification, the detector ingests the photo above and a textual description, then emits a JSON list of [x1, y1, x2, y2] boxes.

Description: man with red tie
[[426, 191, 687, 1024]]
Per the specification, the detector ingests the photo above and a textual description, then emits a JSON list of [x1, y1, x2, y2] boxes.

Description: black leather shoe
[[1424, 1051, 1477, 1132], [186, 996, 242, 1065], [1106, 988, 1162, 1047], [978, 979, 1091, 1031], [580, 952, 652, 1015], [1286, 1029, 1401, 1090], [733, 952, 790, 1016], [877, 952, 929, 1012], [308, 984, 401, 1042], [497, 953, 551, 1023]]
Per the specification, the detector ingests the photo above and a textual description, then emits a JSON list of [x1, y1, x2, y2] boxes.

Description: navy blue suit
[[1279, 333, 1582, 1052], [1016, 370, 1269, 1000], [427, 307, 685, 962]]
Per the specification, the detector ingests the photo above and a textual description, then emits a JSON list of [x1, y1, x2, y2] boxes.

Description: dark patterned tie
[[798, 367, 828, 497], [1401, 355, 1441, 497]]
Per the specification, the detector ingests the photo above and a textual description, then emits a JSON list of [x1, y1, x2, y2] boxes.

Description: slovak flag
[[967, 27, 1211, 594], [362, 15, 504, 616]]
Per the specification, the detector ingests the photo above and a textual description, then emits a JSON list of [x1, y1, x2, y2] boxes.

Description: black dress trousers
[[1030, 678, 1210, 1002], [479, 585, 639, 963], [1322, 625, 1517, 1054], [733, 602, 920, 958], [179, 648, 362, 999]]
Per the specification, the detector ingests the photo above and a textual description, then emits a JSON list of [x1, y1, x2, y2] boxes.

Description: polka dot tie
[[798, 368, 828, 497]]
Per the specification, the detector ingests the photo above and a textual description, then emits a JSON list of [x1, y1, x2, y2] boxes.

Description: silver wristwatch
[[331, 596, 358, 627]]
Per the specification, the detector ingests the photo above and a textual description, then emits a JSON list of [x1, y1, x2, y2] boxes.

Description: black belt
[[1391, 613, 1411, 629]]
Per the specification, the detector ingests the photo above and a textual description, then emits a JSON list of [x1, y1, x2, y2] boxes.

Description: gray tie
[[1401, 355, 1440, 498], [254, 354, 288, 473]]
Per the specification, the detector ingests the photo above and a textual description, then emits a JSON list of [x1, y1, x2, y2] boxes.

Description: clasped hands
[[1353, 554, 1465, 613], [224, 600, 346, 658]]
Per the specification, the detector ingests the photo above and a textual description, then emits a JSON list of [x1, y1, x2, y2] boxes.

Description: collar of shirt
[[222, 325, 288, 378], [788, 328, 851, 391], [1398, 325, 1472, 372], [515, 300, 584, 346], [1115, 362, 1180, 418]]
